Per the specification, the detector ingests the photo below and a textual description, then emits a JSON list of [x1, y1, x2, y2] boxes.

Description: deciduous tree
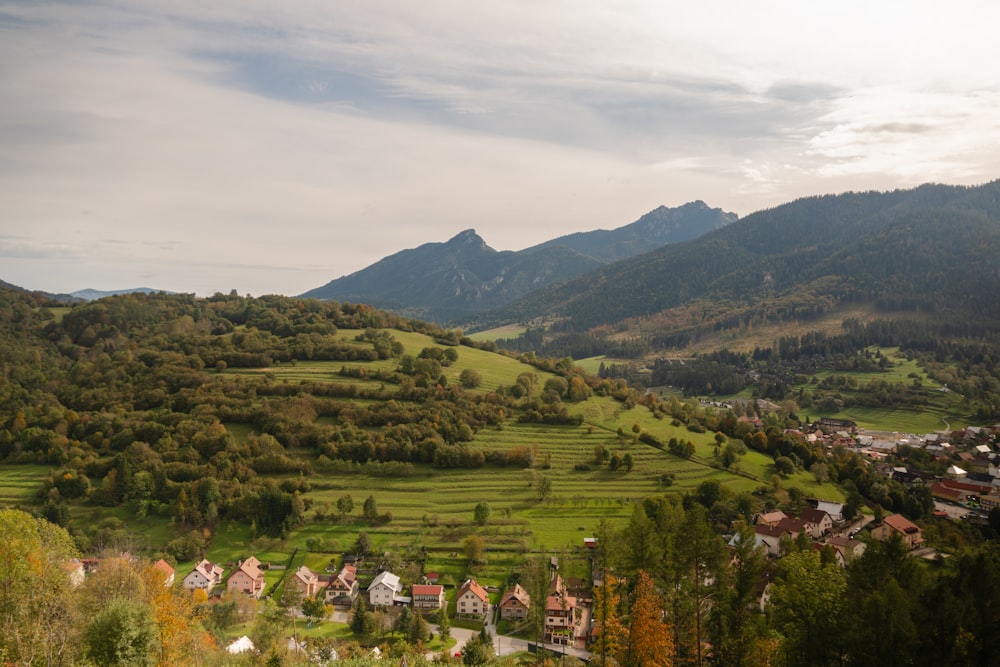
[[626, 570, 673, 667]]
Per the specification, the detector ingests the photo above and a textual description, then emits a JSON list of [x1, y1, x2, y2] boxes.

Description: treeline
[[594, 484, 1000, 667]]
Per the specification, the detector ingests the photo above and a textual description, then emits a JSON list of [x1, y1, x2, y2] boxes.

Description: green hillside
[[0, 288, 842, 581]]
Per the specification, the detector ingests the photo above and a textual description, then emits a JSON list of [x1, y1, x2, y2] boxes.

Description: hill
[[300, 202, 736, 323], [478, 181, 1000, 355]]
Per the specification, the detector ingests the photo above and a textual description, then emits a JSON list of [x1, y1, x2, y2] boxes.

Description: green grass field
[[799, 347, 968, 432], [0, 465, 48, 506]]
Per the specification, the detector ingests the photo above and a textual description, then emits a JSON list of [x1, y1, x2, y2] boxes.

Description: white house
[[183, 559, 224, 593], [367, 571, 402, 608]]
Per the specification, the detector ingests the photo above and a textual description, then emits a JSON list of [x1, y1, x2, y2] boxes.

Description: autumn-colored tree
[[141, 563, 208, 667], [592, 573, 628, 666], [626, 570, 673, 667]]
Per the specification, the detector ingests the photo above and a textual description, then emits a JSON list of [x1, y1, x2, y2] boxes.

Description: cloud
[[1, 1, 999, 295]]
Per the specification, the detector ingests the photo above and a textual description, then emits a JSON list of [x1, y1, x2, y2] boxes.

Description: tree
[[462, 630, 493, 665], [301, 596, 329, 624], [352, 531, 373, 557], [709, 522, 766, 667], [811, 462, 829, 485], [674, 504, 724, 667], [337, 494, 354, 519], [770, 549, 846, 666], [536, 474, 553, 501], [460, 368, 483, 389], [0, 509, 82, 667], [395, 605, 412, 637], [350, 595, 369, 635], [363, 495, 379, 523], [406, 610, 430, 645], [473, 500, 491, 526], [592, 574, 627, 666], [521, 555, 550, 664], [622, 452, 635, 472], [85, 597, 159, 667], [627, 570, 673, 667], [464, 535, 486, 564], [774, 456, 795, 476]]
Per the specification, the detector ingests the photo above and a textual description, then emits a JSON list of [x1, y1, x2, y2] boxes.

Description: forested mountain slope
[[300, 202, 736, 324], [480, 181, 1000, 343]]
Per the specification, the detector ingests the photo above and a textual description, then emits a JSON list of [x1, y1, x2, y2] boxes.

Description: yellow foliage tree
[[627, 570, 673, 667]]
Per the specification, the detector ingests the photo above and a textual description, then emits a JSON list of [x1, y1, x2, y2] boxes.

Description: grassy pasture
[[799, 346, 968, 432], [0, 464, 48, 507], [464, 325, 526, 342], [228, 329, 559, 395]]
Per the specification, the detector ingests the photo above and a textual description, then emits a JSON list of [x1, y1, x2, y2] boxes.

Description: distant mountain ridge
[[0, 278, 83, 304], [70, 287, 174, 301], [476, 180, 1000, 353], [300, 201, 737, 323]]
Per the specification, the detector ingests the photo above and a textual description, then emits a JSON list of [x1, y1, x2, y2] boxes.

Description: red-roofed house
[[228, 556, 265, 598], [499, 583, 531, 621], [183, 560, 224, 593], [152, 559, 176, 587], [456, 578, 489, 619], [872, 514, 924, 549], [324, 564, 359, 608], [293, 566, 321, 598], [544, 575, 585, 648], [412, 584, 446, 610]]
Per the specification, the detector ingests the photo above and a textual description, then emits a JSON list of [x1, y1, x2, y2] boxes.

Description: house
[[872, 514, 924, 549], [324, 564, 359, 608], [930, 482, 967, 504], [228, 556, 265, 598], [183, 559, 224, 593], [61, 559, 86, 588], [826, 535, 866, 563], [152, 559, 176, 587], [754, 524, 793, 557], [411, 584, 446, 610], [544, 575, 584, 648], [456, 578, 490, 619], [499, 583, 531, 621], [423, 572, 440, 585], [814, 500, 845, 522], [368, 571, 402, 608], [293, 566, 321, 598], [583, 537, 598, 549], [799, 508, 834, 539], [753, 510, 787, 527]]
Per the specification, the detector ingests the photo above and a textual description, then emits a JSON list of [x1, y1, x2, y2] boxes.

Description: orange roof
[[458, 578, 489, 603], [412, 584, 443, 596], [152, 559, 175, 576], [884, 514, 921, 535]]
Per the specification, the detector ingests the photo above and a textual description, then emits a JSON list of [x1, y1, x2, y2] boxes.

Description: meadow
[[0, 325, 845, 606]]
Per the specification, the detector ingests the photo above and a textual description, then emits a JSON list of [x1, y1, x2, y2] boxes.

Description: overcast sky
[[2, 1, 999, 297]]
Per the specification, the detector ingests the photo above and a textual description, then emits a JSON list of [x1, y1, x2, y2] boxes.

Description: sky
[[2, 1, 999, 297]]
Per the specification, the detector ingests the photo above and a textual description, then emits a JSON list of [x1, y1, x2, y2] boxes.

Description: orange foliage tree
[[627, 570, 673, 667]]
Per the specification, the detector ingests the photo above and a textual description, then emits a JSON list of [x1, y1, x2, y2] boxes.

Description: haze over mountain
[[301, 202, 736, 323], [70, 288, 174, 301], [475, 180, 1000, 356]]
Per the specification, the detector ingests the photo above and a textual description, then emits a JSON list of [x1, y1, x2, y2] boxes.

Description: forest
[[2, 285, 1000, 666]]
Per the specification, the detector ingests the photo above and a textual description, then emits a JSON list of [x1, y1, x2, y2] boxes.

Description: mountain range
[[480, 180, 1000, 356], [300, 201, 737, 323]]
